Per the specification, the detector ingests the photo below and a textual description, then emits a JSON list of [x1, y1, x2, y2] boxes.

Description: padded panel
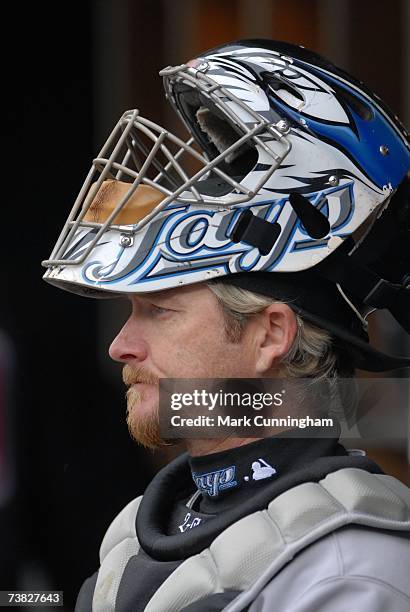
[[322, 469, 410, 521], [267, 482, 342, 541], [373, 474, 410, 509], [93, 538, 140, 612], [211, 510, 284, 590], [144, 549, 220, 612], [99, 496, 142, 563]]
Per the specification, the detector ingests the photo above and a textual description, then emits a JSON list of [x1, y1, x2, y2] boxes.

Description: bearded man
[[43, 40, 410, 612]]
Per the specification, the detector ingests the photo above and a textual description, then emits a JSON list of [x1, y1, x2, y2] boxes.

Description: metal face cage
[[42, 64, 292, 269]]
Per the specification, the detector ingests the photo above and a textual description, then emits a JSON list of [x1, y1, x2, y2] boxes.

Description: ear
[[254, 303, 297, 375]]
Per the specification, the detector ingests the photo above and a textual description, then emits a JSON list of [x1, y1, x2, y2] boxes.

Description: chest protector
[[92, 468, 410, 612]]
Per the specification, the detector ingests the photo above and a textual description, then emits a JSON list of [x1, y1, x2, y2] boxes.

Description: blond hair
[[207, 281, 341, 380]]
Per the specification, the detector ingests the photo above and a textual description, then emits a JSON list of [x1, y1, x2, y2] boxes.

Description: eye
[[150, 303, 171, 316]]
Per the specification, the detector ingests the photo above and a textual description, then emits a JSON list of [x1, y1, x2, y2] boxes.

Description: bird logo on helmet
[[42, 39, 410, 370]]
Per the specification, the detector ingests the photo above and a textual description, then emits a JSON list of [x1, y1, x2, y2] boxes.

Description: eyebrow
[[128, 289, 180, 303]]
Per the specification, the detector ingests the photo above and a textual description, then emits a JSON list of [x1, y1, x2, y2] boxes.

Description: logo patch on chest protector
[[193, 465, 237, 497], [251, 458, 277, 480], [178, 512, 202, 532]]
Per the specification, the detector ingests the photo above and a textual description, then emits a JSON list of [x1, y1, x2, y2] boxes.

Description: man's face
[[109, 284, 259, 448]]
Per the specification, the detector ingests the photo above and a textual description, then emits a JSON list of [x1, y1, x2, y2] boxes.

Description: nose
[[109, 316, 148, 364]]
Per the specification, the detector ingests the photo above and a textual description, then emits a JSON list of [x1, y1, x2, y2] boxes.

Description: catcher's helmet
[[42, 40, 410, 370]]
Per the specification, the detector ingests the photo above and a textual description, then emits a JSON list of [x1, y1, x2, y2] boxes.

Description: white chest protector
[[92, 468, 410, 612]]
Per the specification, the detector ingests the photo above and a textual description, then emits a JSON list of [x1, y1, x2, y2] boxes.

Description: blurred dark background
[[3, 0, 409, 610]]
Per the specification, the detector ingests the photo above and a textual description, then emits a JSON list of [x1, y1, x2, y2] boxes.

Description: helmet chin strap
[[335, 284, 371, 332], [316, 244, 410, 334], [321, 176, 410, 334]]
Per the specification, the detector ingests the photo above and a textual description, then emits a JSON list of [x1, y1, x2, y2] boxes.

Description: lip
[[129, 382, 155, 388]]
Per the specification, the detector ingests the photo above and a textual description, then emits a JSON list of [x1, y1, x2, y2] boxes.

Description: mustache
[[122, 364, 159, 386]]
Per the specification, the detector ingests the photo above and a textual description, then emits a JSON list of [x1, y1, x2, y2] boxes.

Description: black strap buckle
[[229, 209, 281, 256]]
